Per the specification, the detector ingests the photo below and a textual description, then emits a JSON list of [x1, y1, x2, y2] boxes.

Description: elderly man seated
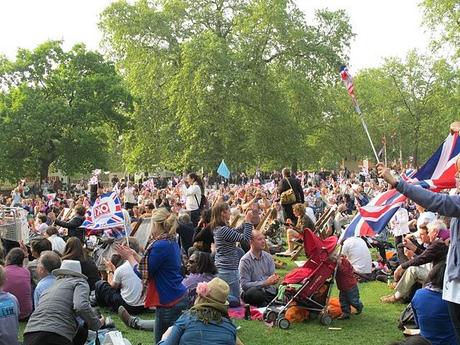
[[381, 220, 448, 303], [239, 231, 279, 307]]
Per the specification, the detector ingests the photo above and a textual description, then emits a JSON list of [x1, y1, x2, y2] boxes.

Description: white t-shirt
[[123, 187, 136, 204], [47, 235, 66, 254], [391, 208, 410, 237], [342, 237, 372, 274], [181, 184, 201, 211], [113, 261, 144, 307]]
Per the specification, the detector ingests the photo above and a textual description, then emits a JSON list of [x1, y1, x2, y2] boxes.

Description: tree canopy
[[99, 0, 354, 173], [0, 41, 132, 182]]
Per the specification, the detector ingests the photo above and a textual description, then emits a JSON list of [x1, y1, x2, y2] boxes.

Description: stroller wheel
[[319, 313, 332, 326], [265, 310, 277, 323], [277, 318, 290, 330]]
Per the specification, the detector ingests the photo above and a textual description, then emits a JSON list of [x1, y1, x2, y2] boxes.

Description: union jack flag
[[342, 132, 460, 241], [340, 65, 356, 99], [80, 192, 125, 232]]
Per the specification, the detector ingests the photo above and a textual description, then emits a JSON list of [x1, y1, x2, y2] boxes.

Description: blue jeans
[[339, 285, 363, 316], [154, 294, 190, 344], [217, 269, 241, 307]]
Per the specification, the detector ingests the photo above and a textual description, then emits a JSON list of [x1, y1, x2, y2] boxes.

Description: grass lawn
[[20, 255, 407, 345]]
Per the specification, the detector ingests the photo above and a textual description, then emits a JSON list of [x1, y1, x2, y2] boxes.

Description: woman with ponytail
[[116, 207, 188, 344], [181, 173, 205, 227]]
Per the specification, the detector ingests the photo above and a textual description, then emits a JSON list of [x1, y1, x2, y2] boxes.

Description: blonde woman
[[116, 208, 189, 344]]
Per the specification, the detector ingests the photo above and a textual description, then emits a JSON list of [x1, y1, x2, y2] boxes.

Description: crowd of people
[[0, 163, 458, 345]]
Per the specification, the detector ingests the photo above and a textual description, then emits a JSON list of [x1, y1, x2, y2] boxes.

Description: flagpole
[[353, 101, 380, 162]]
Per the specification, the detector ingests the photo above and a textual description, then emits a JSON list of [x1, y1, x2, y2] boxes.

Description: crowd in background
[[0, 164, 458, 345]]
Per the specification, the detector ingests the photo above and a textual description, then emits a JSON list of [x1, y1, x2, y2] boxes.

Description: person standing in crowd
[[390, 204, 411, 263], [239, 231, 278, 307], [49, 205, 86, 242], [123, 181, 137, 210], [181, 173, 204, 227], [0, 265, 20, 345], [277, 168, 304, 223], [210, 202, 253, 306], [377, 161, 460, 343], [23, 260, 103, 345], [116, 208, 189, 344], [335, 254, 364, 320]]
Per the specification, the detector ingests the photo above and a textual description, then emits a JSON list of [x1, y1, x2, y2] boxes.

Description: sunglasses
[[188, 259, 197, 264]]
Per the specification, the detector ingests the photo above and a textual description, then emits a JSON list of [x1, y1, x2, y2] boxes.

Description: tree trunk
[[39, 160, 51, 183]]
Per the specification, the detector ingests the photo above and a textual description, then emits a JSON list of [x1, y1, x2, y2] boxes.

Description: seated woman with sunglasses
[[118, 251, 217, 330]]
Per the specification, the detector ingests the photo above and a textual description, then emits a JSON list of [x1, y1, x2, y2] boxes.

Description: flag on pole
[[80, 192, 125, 231], [217, 160, 230, 179], [340, 65, 356, 99]]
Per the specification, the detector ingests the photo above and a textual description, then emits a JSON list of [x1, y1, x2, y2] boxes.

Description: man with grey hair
[[33, 251, 61, 307], [176, 212, 195, 256]]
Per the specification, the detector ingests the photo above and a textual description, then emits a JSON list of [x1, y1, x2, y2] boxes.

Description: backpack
[[194, 193, 208, 210], [398, 303, 417, 330]]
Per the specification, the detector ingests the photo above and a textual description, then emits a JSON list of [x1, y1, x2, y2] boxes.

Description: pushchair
[[263, 228, 338, 329]]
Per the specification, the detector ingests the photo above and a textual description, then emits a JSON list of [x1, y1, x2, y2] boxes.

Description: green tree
[[421, 0, 460, 57], [0, 41, 132, 182], [99, 0, 353, 173], [305, 50, 459, 169]]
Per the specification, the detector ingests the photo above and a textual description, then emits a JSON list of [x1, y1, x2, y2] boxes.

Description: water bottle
[[387, 275, 393, 287], [244, 304, 251, 320]]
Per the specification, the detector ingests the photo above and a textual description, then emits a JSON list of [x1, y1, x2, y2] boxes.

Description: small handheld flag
[[217, 160, 230, 179], [80, 192, 125, 231]]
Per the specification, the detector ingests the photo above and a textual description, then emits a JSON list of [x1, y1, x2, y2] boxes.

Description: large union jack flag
[[342, 132, 460, 241]]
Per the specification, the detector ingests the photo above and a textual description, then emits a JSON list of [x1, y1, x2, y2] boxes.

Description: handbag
[[280, 178, 296, 205]]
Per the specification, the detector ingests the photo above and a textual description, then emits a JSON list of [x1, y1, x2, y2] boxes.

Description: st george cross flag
[[217, 160, 230, 179], [80, 192, 125, 231], [342, 132, 460, 241]]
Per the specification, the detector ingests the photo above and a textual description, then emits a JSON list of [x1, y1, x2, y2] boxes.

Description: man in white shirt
[[44, 226, 66, 254], [94, 238, 145, 314], [341, 236, 372, 276]]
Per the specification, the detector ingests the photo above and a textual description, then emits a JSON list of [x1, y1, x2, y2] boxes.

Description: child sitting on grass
[[335, 254, 364, 320]]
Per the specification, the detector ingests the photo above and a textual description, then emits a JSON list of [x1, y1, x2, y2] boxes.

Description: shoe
[[380, 295, 398, 304], [118, 306, 138, 329], [337, 313, 350, 320], [276, 251, 293, 257], [104, 316, 115, 329], [356, 306, 363, 315]]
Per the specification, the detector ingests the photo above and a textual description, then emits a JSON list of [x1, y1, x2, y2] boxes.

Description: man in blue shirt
[[33, 251, 61, 307]]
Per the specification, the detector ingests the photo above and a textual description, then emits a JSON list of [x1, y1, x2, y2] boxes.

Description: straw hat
[[195, 277, 229, 305], [52, 260, 87, 279]]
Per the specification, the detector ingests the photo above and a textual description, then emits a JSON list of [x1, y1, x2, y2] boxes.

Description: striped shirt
[[214, 223, 253, 271]]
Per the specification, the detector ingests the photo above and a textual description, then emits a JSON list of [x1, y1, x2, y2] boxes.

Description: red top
[[3, 265, 33, 319], [335, 257, 357, 292]]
